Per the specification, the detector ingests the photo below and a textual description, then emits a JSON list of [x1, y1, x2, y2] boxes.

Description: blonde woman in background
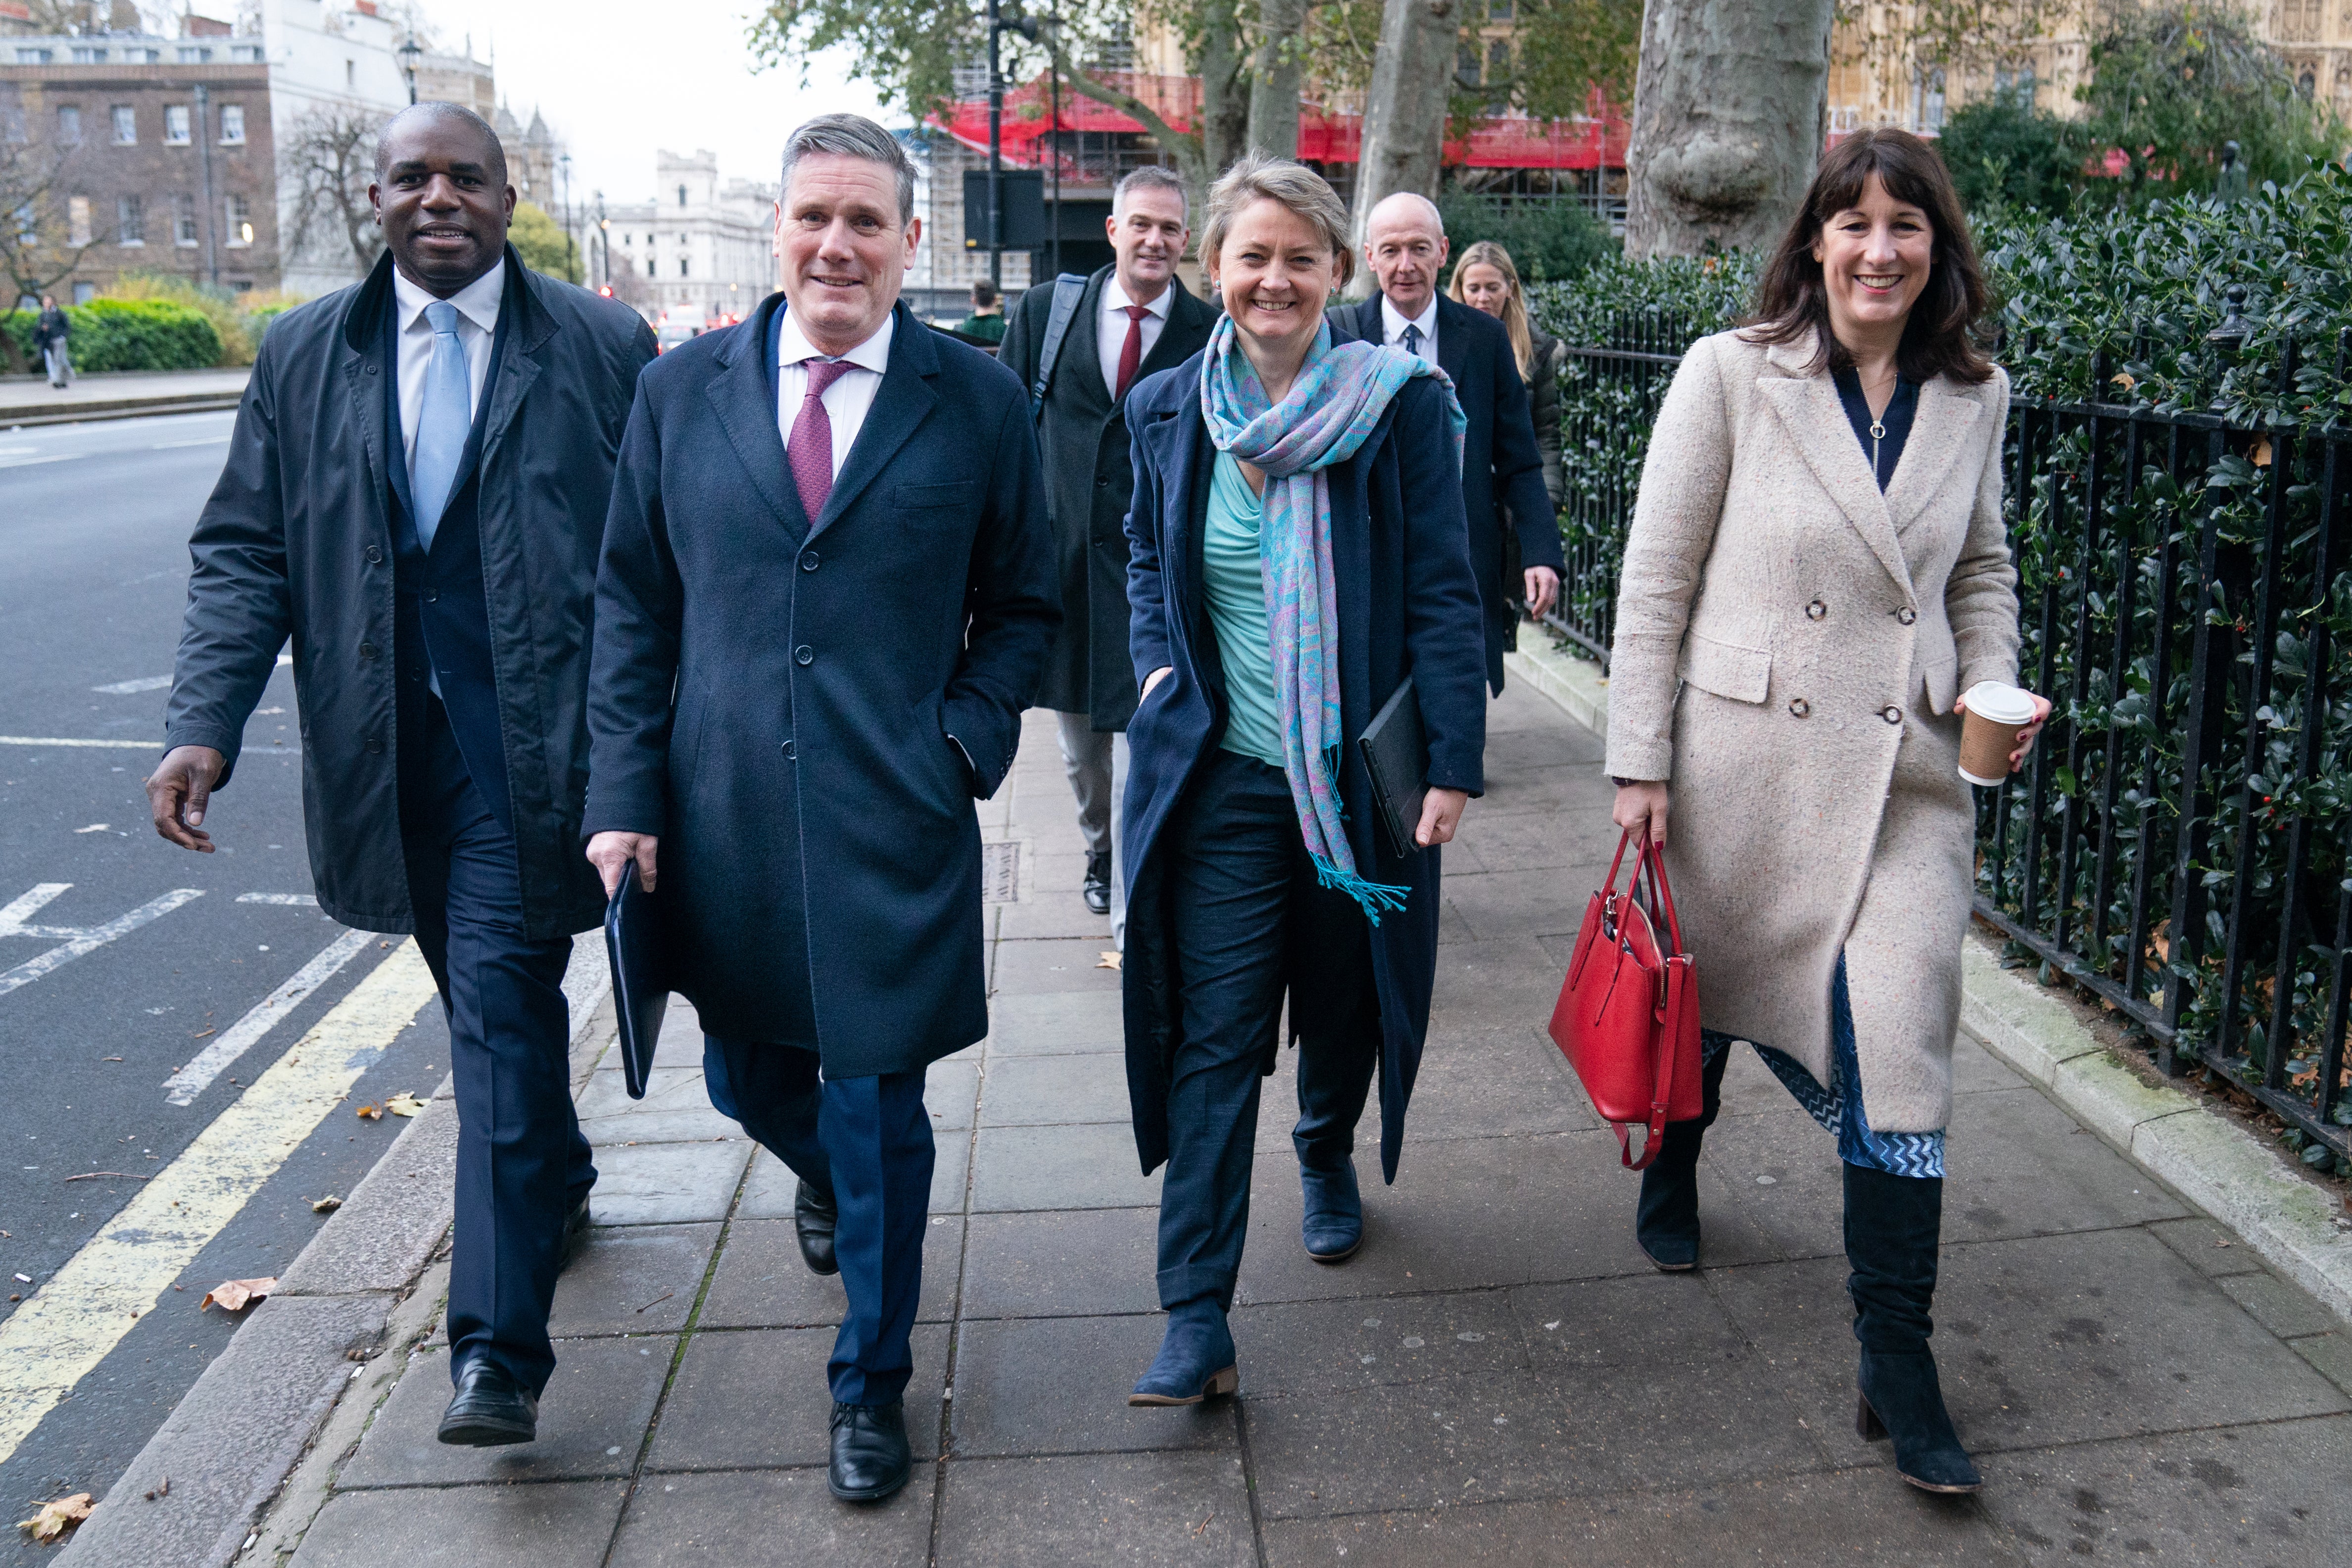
[[1450, 240, 1564, 510]]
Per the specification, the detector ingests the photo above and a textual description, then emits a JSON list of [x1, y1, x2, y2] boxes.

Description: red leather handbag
[[1547, 829, 1703, 1169]]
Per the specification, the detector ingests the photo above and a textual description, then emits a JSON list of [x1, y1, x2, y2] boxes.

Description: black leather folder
[[1358, 677, 1428, 862], [602, 861, 669, 1101]]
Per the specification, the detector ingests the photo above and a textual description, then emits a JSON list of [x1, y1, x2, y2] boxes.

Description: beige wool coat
[[1603, 330, 2020, 1133]]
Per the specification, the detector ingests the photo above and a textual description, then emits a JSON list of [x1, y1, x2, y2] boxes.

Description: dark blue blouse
[[1830, 365, 1919, 491]]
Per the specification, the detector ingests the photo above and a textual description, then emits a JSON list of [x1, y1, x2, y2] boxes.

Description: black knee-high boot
[[1634, 1044, 1728, 1271], [1843, 1162, 1981, 1494]]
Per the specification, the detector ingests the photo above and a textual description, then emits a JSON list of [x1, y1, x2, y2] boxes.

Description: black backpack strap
[[1030, 272, 1090, 422]]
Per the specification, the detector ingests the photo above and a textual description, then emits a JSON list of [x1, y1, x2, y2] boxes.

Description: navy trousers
[[399, 701, 588, 1395], [1157, 751, 1379, 1310], [704, 1035, 932, 1405]]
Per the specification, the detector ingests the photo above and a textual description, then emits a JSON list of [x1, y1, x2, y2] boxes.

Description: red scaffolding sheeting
[[930, 72, 1629, 171]]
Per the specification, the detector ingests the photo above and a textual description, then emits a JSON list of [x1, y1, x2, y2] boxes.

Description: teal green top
[[1203, 451, 1284, 769]]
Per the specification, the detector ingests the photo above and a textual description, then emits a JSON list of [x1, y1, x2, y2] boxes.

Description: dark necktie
[[1401, 321, 1424, 360], [786, 358, 855, 522], [1113, 304, 1152, 403]]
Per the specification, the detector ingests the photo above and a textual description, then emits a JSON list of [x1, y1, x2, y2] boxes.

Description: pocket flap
[[897, 479, 978, 511], [1680, 632, 1772, 705]]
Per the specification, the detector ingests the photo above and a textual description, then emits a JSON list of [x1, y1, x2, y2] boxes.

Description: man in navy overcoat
[[583, 115, 1057, 1506]]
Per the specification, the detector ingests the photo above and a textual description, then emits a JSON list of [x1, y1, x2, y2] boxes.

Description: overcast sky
[[431, 0, 897, 208]]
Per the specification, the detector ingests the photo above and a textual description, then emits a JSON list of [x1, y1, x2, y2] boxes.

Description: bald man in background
[[1330, 193, 1563, 696]]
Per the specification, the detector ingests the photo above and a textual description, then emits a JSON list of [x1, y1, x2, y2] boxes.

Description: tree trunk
[[1623, 0, 1834, 259], [1247, 0, 1309, 158], [1348, 0, 1456, 293], [1199, 4, 1252, 184]]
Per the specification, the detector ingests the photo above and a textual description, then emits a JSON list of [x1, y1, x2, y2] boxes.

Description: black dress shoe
[[561, 1195, 593, 1271], [796, 1184, 840, 1276], [1083, 850, 1112, 916], [828, 1400, 912, 1503], [436, 1359, 538, 1447]]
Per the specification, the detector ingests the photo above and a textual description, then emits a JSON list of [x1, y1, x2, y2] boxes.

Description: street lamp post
[[594, 191, 610, 291], [397, 37, 421, 105], [193, 82, 219, 287], [986, 0, 1003, 290], [560, 152, 577, 284]]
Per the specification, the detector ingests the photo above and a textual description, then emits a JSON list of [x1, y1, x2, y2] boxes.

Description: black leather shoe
[[436, 1359, 538, 1447], [561, 1194, 593, 1271], [1083, 850, 1112, 916], [795, 1183, 840, 1276], [828, 1400, 912, 1503]]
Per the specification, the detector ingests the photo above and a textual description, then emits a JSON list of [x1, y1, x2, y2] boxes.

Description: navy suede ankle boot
[[1634, 1044, 1726, 1271], [1844, 1162, 1981, 1494], [1298, 1155, 1362, 1263], [1129, 1297, 1239, 1407]]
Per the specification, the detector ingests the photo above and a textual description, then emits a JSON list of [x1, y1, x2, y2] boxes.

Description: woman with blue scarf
[[1115, 153, 1491, 1404]]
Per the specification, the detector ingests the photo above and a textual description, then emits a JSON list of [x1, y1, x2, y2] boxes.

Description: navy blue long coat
[[585, 296, 1059, 1078], [1118, 354, 1490, 1182]]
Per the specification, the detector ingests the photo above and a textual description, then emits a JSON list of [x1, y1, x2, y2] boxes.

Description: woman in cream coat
[[1606, 128, 2047, 1496]]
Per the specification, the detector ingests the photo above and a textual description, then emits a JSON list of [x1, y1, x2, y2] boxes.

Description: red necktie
[[786, 358, 856, 522], [1113, 304, 1151, 403]]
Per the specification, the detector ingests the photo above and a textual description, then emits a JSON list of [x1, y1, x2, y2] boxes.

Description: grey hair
[[1200, 150, 1354, 288], [779, 113, 916, 227], [1112, 164, 1189, 222]]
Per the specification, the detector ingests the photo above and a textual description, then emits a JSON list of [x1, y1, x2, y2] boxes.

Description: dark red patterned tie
[[786, 358, 856, 522], [1113, 304, 1151, 403]]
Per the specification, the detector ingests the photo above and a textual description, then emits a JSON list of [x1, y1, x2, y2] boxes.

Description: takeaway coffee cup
[[1958, 681, 2039, 786]]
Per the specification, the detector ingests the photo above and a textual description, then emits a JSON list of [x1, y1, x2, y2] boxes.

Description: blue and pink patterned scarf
[[1198, 313, 1466, 922]]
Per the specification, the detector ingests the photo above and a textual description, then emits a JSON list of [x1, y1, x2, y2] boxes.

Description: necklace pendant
[[1869, 419, 1887, 440]]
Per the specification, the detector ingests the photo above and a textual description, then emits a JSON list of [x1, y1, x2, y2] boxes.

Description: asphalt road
[[0, 410, 453, 1561]]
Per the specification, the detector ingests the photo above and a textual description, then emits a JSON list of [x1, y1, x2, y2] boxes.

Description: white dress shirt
[[776, 308, 894, 478], [392, 263, 503, 476], [1380, 294, 1439, 364], [1097, 275, 1172, 398]]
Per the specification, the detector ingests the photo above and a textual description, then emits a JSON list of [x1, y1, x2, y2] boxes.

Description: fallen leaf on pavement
[[63, 1172, 149, 1182], [198, 1277, 277, 1313], [143, 1477, 169, 1501], [73, 823, 108, 834], [1096, 950, 1122, 970], [16, 1494, 92, 1542], [354, 1103, 382, 1120], [189, 1029, 215, 1040], [383, 1093, 426, 1118], [311, 1195, 342, 1214]]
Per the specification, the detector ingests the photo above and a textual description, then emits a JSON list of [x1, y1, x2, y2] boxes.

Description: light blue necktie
[[1401, 321, 1425, 361], [410, 299, 471, 554]]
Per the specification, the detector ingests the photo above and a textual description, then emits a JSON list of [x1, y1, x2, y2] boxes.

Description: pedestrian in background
[[1604, 127, 2050, 1496], [149, 104, 656, 1449], [32, 294, 71, 388], [1329, 195, 1562, 689], [1449, 241, 1563, 513], [1117, 153, 1488, 1405], [957, 277, 1007, 343], [997, 166, 1216, 933], [585, 114, 1057, 1506]]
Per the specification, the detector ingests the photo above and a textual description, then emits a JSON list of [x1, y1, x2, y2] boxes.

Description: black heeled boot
[[1844, 1162, 1981, 1494], [1633, 1044, 1728, 1271]]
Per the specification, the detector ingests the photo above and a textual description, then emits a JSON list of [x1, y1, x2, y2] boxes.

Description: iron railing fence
[[1544, 316, 2352, 1163]]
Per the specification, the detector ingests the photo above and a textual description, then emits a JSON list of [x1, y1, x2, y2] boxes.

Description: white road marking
[[0, 737, 160, 749], [92, 675, 172, 694], [164, 928, 375, 1105], [236, 892, 318, 906], [151, 435, 230, 449], [0, 939, 436, 1469], [0, 888, 204, 998], [0, 884, 72, 937], [0, 454, 77, 470]]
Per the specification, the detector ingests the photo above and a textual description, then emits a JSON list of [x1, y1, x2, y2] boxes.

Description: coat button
[[781, 739, 796, 760], [1788, 697, 1811, 717], [365, 736, 384, 754], [1896, 606, 1918, 625], [358, 641, 378, 661], [794, 645, 814, 666], [424, 588, 438, 603], [1881, 705, 1904, 724], [1096, 475, 1110, 487], [1806, 598, 1827, 620], [801, 551, 819, 571], [365, 545, 384, 565]]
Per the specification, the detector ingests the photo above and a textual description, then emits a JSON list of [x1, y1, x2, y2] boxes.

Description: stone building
[[598, 148, 774, 326], [1, 21, 281, 302], [493, 99, 561, 212]]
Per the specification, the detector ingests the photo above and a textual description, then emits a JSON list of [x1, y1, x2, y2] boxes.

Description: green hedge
[[2, 297, 223, 374]]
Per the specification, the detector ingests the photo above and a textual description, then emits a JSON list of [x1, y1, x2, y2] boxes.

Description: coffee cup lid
[[1963, 681, 2037, 724]]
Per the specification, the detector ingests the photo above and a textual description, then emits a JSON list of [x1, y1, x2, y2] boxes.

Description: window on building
[[118, 194, 145, 245], [177, 47, 213, 63], [72, 281, 96, 304], [1456, 45, 1479, 88], [0, 89, 21, 145], [345, 59, 355, 88], [71, 46, 105, 63], [219, 104, 244, 144], [226, 192, 251, 247], [233, 45, 264, 63], [128, 48, 159, 63], [678, 184, 688, 207], [1488, 0, 1514, 17], [1487, 38, 1510, 82], [1994, 66, 2036, 110], [67, 195, 91, 246], [175, 192, 198, 246], [166, 105, 192, 145], [1916, 67, 1946, 134], [15, 49, 53, 65], [11, 202, 32, 247], [112, 105, 137, 145], [680, 257, 689, 277], [56, 105, 81, 145]]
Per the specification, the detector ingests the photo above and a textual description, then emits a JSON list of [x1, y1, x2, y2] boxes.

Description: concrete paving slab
[[1506, 1272, 1754, 1373], [697, 1216, 961, 1328], [2289, 1329, 2352, 1394], [971, 1122, 1162, 1211], [652, 1000, 707, 1067], [977, 1048, 1131, 1126], [337, 1338, 673, 1488], [2218, 1268, 2341, 1340], [1429, 937, 1577, 1012], [545, 1224, 718, 1338], [289, 1481, 627, 1568], [983, 991, 1125, 1055], [960, 1207, 1163, 1319], [1451, 803, 1622, 872], [1380, 1027, 1604, 1140], [949, 1314, 1240, 1455], [644, 1323, 949, 1470], [933, 1451, 1255, 1568], [587, 1139, 753, 1226], [2147, 1216, 2267, 1278], [737, 1134, 969, 1219], [992, 938, 1124, 995], [926, 1056, 982, 1131], [577, 1066, 740, 1145], [606, 1467, 935, 1566], [996, 898, 1115, 942], [1231, 1291, 1533, 1398], [1443, 867, 1610, 943]]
